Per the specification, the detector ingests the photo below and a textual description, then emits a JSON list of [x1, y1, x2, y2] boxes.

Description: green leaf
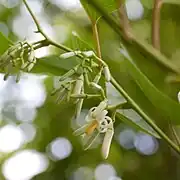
[[107, 52, 180, 125], [116, 112, 160, 139], [140, 0, 153, 9], [0, 32, 11, 55], [32, 55, 80, 75], [80, 0, 117, 22], [163, 0, 180, 5]]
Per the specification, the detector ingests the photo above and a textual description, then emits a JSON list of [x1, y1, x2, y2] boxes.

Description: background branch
[[117, 0, 132, 41], [152, 0, 162, 49]]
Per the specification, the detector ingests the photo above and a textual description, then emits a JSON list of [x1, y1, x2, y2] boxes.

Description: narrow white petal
[[101, 128, 114, 159]]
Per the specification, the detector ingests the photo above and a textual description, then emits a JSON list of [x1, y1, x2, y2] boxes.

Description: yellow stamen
[[85, 120, 98, 135]]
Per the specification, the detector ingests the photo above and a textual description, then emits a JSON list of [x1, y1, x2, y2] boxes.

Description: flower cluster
[[0, 41, 36, 82], [74, 99, 114, 159]]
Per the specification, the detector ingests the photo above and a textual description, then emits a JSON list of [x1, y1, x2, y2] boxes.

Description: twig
[[117, 0, 132, 41], [92, 22, 102, 59], [23, 0, 48, 39], [22, 0, 83, 59], [107, 102, 131, 110], [152, 0, 162, 49]]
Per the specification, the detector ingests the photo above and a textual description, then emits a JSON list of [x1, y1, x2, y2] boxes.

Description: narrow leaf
[[116, 112, 161, 139]]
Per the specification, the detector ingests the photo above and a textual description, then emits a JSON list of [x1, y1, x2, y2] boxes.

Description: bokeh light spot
[[48, 137, 72, 160], [118, 128, 136, 150], [19, 123, 36, 143], [72, 167, 94, 180], [125, 0, 144, 20], [134, 133, 159, 155], [2, 150, 49, 180], [1, 0, 20, 8], [0, 125, 25, 153], [95, 164, 116, 180]]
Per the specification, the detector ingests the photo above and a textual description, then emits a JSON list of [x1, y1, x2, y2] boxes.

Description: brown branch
[[152, 0, 163, 50], [117, 0, 132, 41], [92, 21, 102, 59]]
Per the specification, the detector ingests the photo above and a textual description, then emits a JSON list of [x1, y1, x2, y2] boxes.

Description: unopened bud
[[73, 75, 84, 95], [82, 51, 95, 57], [103, 66, 111, 82], [60, 51, 81, 59], [90, 82, 102, 90]]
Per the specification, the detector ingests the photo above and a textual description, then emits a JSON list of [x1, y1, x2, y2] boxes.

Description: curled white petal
[[82, 51, 95, 57], [92, 99, 108, 118], [97, 116, 113, 133], [101, 128, 114, 159], [60, 51, 81, 59], [95, 110, 108, 122], [103, 66, 111, 82], [85, 107, 96, 122]]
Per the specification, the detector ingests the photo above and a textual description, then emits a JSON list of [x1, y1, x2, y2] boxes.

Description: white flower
[[74, 99, 114, 159]]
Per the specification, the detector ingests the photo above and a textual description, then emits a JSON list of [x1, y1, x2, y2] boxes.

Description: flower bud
[[28, 49, 35, 63], [75, 98, 84, 119], [73, 75, 84, 95], [103, 66, 111, 82], [60, 51, 81, 59], [90, 82, 102, 90], [27, 63, 35, 72], [82, 51, 95, 57]]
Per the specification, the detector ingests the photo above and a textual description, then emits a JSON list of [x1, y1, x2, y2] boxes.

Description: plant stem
[[23, 0, 83, 59], [168, 121, 180, 148], [152, 0, 162, 50], [92, 22, 102, 59], [107, 102, 131, 110], [110, 77, 180, 154], [117, 0, 132, 41], [23, 0, 48, 39]]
